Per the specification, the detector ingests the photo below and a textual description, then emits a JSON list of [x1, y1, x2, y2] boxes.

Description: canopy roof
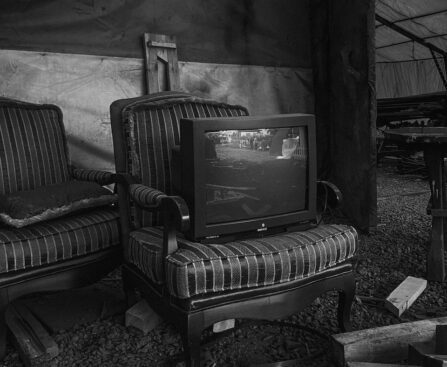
[[376, 0, 447, 62]]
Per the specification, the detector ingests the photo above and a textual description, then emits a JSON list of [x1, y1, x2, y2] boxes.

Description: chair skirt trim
[[123, 262, 355, 366], [123, 261, 354, 326]]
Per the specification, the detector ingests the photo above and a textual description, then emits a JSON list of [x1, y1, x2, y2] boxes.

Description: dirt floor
[[3, 165, 446, 367]]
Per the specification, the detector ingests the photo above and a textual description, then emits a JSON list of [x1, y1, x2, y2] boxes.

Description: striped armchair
[[110, 92, 358, 366], [0, 98, 121, 359]]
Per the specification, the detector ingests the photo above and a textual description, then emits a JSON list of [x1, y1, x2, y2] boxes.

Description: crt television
[[174, 114, 317, 243]]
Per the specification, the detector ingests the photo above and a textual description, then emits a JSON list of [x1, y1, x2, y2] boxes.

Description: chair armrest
[[129, 184, 167, 207], [72, 168, 115, 185], [115, 173, 190, 232], [317, 180, 343, 211], [160, 196, 190, 233]]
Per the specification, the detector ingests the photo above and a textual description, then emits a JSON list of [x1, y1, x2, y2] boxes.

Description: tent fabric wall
[[375, 0, 447, 98], [0, 0, 315, 170], [375, 0, 447, 62], [0, 0, 311, 68], [377, 59, 446, 98], [0, 49, 314, 171]]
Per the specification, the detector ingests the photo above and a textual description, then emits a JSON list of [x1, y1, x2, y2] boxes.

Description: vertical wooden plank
[[143, 33, 179, 94]]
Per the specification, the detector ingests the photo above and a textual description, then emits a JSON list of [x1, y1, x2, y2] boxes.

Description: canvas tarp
[[375, 0, 447, 97], [0, 0, 311, 68]]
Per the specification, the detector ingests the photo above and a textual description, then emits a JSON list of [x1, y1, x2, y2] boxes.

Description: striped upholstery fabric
[[0, 100, 70, 195], [119, 93, 248, 227], [129, 184, 167, 207], [72, 168, 115, 185], [0, 207, 120, 274], [127, 224, 358, 299]]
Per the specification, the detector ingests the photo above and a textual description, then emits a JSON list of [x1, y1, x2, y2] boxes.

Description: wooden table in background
[[384, 127, 447, 282]]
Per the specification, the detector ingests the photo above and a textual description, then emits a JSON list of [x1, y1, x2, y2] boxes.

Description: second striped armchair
[[0, 98, 121, 360]]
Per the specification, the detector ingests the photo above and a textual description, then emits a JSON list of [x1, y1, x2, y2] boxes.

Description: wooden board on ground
[[347, 363, 419, 367], [385, 276, 427, 317], [5, 302, 59, 367], [125, 299, 161, 334], [332, 316, 447, 366]]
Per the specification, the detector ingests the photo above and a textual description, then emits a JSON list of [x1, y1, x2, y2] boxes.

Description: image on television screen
[[204, 127, 308, 225]]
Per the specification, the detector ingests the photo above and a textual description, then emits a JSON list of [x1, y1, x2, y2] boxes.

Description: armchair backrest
[[0, 98, 71, 195], [110, 91, 249, 227]]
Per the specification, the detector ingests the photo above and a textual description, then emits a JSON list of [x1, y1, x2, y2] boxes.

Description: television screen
[[178, 114, 316, 242], [204, 127, 308, 225]]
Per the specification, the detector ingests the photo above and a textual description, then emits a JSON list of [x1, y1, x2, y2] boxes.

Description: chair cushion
[[0, 180, 117, 228], [127, 224, 358, 299], [0, 207, 120, 275]]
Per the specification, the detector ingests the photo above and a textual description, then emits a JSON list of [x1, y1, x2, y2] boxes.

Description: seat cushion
[[127, 224, 358, 299], [0, 180, 117, 228], [0, 207, 120, 275]]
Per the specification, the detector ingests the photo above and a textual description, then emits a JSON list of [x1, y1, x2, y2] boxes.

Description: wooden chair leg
[[122, 267, 138, 308], [0, 288, 10, 360], [337, 274, 355, 332], [181, 316, 203, 367]]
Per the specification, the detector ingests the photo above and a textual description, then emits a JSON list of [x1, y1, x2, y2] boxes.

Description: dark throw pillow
[[0, 180, 117, 228]]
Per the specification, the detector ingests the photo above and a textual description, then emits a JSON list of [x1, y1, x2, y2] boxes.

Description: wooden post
[[310, 0, 377, 231], [143, 33, 180, 94]]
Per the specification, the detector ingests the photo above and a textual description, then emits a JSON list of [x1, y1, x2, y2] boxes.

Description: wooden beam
[[332, 317, 447, 366], [375, 14, 447, 57]]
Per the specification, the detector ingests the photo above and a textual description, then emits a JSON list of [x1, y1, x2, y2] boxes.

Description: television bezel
[[179, 113, 317, 242]]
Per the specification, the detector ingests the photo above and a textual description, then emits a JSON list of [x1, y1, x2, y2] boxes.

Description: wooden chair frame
[[116, 174, 355, 367]]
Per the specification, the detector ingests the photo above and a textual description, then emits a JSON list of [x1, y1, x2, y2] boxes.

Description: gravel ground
[[3, 166, 446, 367]]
